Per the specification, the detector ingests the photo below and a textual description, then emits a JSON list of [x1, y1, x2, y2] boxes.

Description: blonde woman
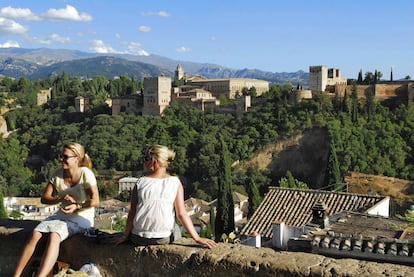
[[14, 142, 100, 277], [116, 144, 217, 249]]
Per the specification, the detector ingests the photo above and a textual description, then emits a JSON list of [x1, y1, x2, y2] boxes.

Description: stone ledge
[[1, 219, 413, 277]]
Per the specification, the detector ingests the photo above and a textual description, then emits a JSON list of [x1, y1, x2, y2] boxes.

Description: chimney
[[311, 200, 329, 228]]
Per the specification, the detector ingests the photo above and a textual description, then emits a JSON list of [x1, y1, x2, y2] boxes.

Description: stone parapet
[[1, 219, 413, 277]]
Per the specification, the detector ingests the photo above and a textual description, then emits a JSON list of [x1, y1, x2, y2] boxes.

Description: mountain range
[[0, 47, 309, 85]]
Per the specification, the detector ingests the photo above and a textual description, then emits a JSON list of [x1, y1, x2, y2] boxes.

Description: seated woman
[[116, 144, 217, 249], [14, 142, 100, 277]]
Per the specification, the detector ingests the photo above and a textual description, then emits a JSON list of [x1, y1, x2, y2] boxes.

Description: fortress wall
[[1, 219, 413, 277], [374, 84, 403, 98]]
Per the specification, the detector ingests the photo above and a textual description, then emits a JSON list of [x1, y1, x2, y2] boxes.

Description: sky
[[0, 0, 412, 80]]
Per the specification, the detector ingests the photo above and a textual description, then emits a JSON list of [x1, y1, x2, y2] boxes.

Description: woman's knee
[[49, 232, 62, 243], [29, 230, 43, 242]]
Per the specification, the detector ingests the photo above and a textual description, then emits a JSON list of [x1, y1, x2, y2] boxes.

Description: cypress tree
[[351, 84, 359, 124], [342, 89, 351, 114], [0, 191, 7, 218], [286, 170, 295, 188], [214, 136, 235, 240], [357, 70, 363, 84], [390, 67, 393, 81], [326, 140, 342, 191], [247, 179, 260, 219], [209, 205, 215, 236]]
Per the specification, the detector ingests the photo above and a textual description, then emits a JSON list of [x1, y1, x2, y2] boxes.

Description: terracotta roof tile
[[241, 187, 386, 240]]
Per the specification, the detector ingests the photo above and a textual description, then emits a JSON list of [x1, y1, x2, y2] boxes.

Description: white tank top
[[132, 176, 180, 238]]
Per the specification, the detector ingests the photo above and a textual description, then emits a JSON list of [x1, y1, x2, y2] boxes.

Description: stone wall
[[1, 219, 413, 277]]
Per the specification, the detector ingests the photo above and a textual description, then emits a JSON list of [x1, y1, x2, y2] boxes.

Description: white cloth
[[34, 167, 97, 240], [132, 176, 180, 238]]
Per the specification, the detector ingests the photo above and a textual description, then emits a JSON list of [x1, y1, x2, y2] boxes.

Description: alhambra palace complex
[[108, 65, 414, 117], [33, 64, 414, 118], [2, 64, 414, 139]]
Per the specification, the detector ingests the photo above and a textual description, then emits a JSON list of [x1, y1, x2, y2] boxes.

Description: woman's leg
[[36, 232, 62, 277], [13, 230, 43, 277]]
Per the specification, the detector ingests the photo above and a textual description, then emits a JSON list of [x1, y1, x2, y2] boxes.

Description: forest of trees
[[0, 74, 413, 207]]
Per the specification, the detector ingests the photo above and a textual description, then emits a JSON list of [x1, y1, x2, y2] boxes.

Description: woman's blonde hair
[[63, 142, 93, 169], [144, 144, 175, 168]]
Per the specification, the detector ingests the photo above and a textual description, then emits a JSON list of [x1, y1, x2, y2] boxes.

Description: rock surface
[[1, 219, 414, 277]]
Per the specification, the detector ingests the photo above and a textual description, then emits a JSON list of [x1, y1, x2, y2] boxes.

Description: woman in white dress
[[14, 142, 100, 277], [116, 144, 217, 249]]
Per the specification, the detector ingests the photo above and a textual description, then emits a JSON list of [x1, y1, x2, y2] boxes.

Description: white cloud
[[137, 50, 149, 56], [157, 11, 170, 17], [141, 11, 170, 17], [115, 33, 121, 39], [128, 42, 149, 56], [0, 17, 27, 35], [0, 6, 41, 21], [49, 33, 70, 43], [210, 36, 217, 41], [0, 40, 20, 48], [138, 25, 151, 33], [43, 5, 92, 22], [175, 46, 191, 52], [89, 39, 120, 54], [28, 34, 70, 45]]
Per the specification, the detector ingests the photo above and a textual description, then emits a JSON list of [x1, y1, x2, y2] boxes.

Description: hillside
[[28, 56, 172, 80], [238, 128, 330, 188], [345, 172, 413, 206], [239, 127, 414, 211]]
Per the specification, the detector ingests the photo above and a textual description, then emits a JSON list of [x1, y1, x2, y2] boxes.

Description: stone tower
[[175, 64, 184, 81], [309, 65, 347, 92], [142, 76, 172, 116]]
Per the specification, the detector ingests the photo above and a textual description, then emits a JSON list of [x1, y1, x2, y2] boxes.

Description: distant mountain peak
[[0, 47, 308, 85]]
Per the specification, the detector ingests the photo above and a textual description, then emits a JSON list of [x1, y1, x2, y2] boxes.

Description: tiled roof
[[233, 192, 248, 203], [293, 212, 414, 266], [184, 197, 210, 213], [99, 199, 129, 209], [241, 187, 386, 240]]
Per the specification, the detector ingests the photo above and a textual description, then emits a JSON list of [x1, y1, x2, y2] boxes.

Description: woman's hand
[[61, 202, 78, 214], [63, 194, 76, 204], [195, 237, 218, 249]]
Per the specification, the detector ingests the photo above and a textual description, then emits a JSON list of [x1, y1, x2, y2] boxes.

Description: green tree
[[376, 70, 383, 82], [209, 205, 215, 237], [342, 89, 351, 114], [357, 70, 363, 84], [365, 87, 375, 122], [279, 171, 309, 189], [364, 72, 375, 85], [287, 170, 295, 188], [351, 84, 359, 123], [325, 139, 342, 190], [0, 136, 33, 195], [246, 179, 260, 218], [214, 136, 235, 240], [0, 190, 7, 218]]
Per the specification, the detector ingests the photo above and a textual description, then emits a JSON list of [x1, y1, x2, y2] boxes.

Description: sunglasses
[[59, 154, 77, 160]]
